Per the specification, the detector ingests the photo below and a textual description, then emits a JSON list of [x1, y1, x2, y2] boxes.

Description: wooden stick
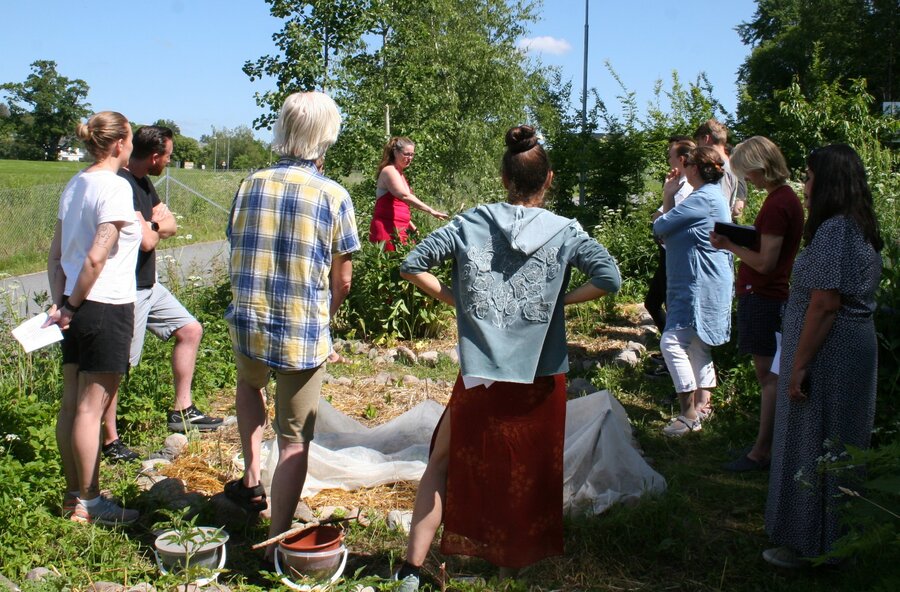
[[251, 521, 321, 550], [251, 510, 367, 550]]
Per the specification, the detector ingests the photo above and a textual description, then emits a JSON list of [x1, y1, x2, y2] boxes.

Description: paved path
[[0, 240, 228, 319]]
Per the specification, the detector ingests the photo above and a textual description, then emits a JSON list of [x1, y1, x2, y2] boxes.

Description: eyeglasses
[[400, 152, 415, 158]]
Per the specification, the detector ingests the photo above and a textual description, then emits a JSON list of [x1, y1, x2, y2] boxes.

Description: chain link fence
[[0, 169, 243, 278]]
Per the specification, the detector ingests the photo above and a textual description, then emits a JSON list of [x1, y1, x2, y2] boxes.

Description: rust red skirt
[[435, 373, 566, 568]]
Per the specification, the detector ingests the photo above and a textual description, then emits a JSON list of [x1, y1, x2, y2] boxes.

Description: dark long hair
[[805, 144, 883, 251], [502, 125, 550, 203]]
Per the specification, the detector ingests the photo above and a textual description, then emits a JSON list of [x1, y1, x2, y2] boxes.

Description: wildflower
[[4, 434, 20, 442]]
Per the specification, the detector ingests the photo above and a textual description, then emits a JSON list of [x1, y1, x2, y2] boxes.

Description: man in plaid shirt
[[223, 92, 360, 558]]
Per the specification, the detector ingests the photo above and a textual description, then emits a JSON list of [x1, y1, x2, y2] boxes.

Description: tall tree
[[245, 0, 544, 202], [0, 60, 91, 161], [735, 0, 899, 135]]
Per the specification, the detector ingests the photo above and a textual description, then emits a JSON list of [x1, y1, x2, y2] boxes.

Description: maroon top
[[736, 184, 804, 300]]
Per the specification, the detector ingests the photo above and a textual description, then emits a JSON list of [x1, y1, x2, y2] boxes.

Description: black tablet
[[714, 222, 758, 248]]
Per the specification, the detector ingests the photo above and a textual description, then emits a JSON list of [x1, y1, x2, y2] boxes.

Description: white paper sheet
[[770, 331, 782, 375], [11, 312, 63, 353]]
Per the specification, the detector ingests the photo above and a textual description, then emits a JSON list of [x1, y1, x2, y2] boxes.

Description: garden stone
[[386, 509, 413, 533], [368, 348, 380, 359], [322, 373, 334, 384], [626, 341, 647, 354], [136, 473, 168, 491], [636, 306, 655, 325], [25, 567, 51, 582], [165, 433, 189, 456], [396, 346, 417, 364], [87, 582, 123, 592], [125, 584, 155, 592], [221, 415, 237, 427], [351, 341, 369, 355], [443, 348, 459, 364], [402, 374, 420, 385], [333, 338, 347, 352], [373, 355, 393, 365], [384, 348, 398, 360], [149, 446, 179, 461], [374, 372, 392, 386], [638, 325, 657, 341], [566, 377, 595, 396], [418, 351, 439, 366], [335, 376, 353, 386], [141, 458, 171, 472], [149, 477, 187, 504], [614, 349, 640, 367], [316, 505, 337, 520], [294, 500, 315, 523], [0, 573, 19, 592]]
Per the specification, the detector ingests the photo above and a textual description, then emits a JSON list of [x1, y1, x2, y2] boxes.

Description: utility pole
[[579, 0, 590, 207], [214, 135, 218, 172]]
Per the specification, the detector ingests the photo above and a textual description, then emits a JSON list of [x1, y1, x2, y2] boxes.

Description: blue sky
[[1, 0, 757, 142]]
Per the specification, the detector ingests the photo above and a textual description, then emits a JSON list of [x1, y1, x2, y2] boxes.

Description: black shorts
[[61, 300, 134, 373], [737, 293, 784, 357]]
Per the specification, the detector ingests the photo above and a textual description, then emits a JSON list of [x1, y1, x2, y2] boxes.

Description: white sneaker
[[71, 497, 139, 525], [663, 415, 702, 437]]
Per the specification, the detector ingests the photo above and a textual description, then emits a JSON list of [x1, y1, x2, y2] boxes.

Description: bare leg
[[405, 410, 452, 567], [693, 388, 712, 414], [171, 321, 202, 411], [235, 379, 266, 487], [57, 364, 81, 492], [748, 355, 776, 463], [678, 392, 698, 421], [265, 438, 310, 561], [72, 372, 121, 498], [100, 388, 119, 446]]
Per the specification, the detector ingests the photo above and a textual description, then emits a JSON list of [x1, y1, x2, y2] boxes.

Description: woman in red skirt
[[369, 137, 448, 250], [395, 125, 622, 589]]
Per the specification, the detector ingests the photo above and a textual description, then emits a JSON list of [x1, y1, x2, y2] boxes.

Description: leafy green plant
[[340, 240, 454, 342], [153, 508, 228, 586]]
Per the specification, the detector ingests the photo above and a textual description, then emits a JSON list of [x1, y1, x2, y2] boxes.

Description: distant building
[[58, 147, 85, 162]]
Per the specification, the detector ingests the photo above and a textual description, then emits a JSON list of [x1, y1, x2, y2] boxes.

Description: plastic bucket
[[281, 524, 344, 553], [154, 527, 228, 586], [275, 544, 348, 591]]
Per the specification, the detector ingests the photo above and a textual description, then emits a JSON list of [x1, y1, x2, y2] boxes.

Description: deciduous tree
[[0, 60, 91, 161]]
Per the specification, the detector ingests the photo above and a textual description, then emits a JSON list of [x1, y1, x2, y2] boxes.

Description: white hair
[[271, 92, 341, 160]]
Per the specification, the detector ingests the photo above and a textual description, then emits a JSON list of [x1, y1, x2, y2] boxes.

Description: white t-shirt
[[656, 175, 694, 213], [57, 169, 141, 304]]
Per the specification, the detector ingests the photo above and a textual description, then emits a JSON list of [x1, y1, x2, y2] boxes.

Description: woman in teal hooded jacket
[[394, 125, 621, 589]]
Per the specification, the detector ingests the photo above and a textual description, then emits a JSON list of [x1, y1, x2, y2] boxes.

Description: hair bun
[[505, 125, 538, 154], [75, 122, 92, 142]]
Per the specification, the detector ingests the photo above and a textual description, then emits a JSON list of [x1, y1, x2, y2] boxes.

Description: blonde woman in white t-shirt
[[44, 111, 142, 525]]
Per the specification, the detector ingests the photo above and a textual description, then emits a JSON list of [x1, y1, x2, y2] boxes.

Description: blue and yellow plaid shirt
[[225, 158, 360, 370]]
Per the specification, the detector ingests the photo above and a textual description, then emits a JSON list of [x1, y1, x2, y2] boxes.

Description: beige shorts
[[233, 349, 323, 443]]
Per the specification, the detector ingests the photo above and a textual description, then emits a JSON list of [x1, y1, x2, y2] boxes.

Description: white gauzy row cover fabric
[[256, 390, 666, 514]]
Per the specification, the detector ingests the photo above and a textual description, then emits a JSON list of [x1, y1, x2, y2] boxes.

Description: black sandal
[[224, 478, 268, 512]]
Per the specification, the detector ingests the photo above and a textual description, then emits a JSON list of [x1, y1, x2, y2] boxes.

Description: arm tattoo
[[94, 223, 115, 250]]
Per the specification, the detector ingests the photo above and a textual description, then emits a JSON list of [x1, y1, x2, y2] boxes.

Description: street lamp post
[[579, 0, 590, 207]]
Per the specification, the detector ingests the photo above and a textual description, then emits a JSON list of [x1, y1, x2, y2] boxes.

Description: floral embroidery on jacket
[[462, 233, 560, 328]]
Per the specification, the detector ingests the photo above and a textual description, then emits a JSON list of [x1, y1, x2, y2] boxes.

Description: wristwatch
[[150, 221, 160, 232]]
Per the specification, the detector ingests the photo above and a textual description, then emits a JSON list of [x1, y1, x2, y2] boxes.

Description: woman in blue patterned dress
[[764, 144, 883, 568]]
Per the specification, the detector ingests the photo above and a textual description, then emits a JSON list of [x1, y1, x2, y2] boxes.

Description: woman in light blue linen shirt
[[653, 145, 733, 436]]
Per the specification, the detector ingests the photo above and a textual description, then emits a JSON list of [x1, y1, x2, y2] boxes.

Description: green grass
[[0, 160, 85, 188], [0, 162, 244, 276]]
